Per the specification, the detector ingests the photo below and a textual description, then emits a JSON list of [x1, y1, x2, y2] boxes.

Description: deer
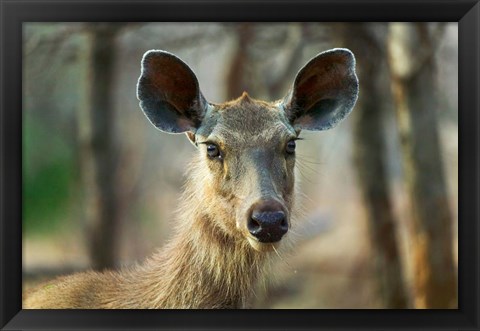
[[23, 48, 358, 309]]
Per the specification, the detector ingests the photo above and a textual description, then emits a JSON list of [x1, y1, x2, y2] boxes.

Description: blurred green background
[[23, 22, 458, 308]]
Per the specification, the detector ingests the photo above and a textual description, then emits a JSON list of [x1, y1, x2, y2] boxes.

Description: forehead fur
[[197, 92, 296, 145]]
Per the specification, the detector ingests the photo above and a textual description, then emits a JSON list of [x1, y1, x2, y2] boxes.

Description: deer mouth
[[246, 235, 282, 252]]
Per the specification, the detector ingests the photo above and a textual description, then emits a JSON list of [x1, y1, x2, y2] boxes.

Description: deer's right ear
[[137, 50, 208, 133]]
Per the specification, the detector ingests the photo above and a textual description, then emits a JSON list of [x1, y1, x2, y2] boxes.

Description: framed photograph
[[1, 0, 478, 330]]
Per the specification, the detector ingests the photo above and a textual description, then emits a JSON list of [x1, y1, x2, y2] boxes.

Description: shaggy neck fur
[[119, 157, 270, 309]]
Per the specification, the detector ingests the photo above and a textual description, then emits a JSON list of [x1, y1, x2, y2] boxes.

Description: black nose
[[248, 202, 288, 243]]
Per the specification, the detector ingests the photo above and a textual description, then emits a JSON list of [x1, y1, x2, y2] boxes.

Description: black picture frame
[[1, 0, 478, 330]]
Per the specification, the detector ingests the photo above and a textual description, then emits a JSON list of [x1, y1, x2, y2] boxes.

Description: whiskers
[[271, 243, 293, 270], [295, 153, 325, 185], [271, 243, 284, 262], [297, 191, 317, 207], [296, 152, 325, 166], [286, 228, 302, 237]]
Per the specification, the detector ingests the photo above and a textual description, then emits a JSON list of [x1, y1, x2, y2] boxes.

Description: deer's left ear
[[282, 48, 359, 131]]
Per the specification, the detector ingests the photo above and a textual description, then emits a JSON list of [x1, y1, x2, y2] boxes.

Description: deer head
[[137, 49, 358, 252]]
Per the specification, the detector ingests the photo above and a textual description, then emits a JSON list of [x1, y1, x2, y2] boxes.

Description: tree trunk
[[336, 23, 409, 308], [388, 23, 456, 308], [225, 24, 255, 100], [78, 24, 121, 270]]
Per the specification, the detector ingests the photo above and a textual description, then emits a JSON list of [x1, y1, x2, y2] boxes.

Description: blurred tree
[[387, 23, 456, 308], [334, 23, 409, 308], [23, 24, 85, 235], [78, 23, 123, 270], [226, 23, 255, 99], [264, 24, 307, 99], [226, 23, 319, 101]]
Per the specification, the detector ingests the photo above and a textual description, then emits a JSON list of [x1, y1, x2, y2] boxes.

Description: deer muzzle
[[247, 200, 288, 243]]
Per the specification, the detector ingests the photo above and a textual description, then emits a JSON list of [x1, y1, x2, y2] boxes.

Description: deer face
[[192, 95, 297, 250], [137, 49, 358, 252]]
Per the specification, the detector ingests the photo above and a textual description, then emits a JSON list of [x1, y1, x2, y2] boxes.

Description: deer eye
[[207, 144, 221, 159], [286, 140, 296, 154]]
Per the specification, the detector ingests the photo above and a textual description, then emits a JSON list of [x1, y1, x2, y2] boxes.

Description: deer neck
[[135, 160, 269, 308]]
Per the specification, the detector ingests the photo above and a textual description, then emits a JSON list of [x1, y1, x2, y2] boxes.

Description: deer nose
[[247, 201, 288, 243]]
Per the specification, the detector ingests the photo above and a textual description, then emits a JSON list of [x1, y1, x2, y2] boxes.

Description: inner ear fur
[[283, 48, 359, 131], [137, 50, 208, 133]]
